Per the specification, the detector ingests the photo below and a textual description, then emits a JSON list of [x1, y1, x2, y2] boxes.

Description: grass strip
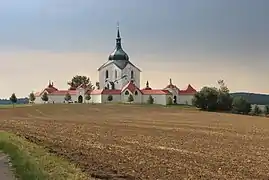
[[0, 131, 89, 180]]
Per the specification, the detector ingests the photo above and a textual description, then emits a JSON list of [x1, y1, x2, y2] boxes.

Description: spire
[[146, 81, 149, 88], [116, 22, 122, 49], [169, 78, 172, 85], [117, 21, 120, 38]]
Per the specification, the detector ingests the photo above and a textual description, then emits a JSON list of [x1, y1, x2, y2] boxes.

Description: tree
[[85, 94, 91, 103], [231, 96, 251, 115], [127, 94, 134, 102], [64, 93, 72, 102], [29, 92, 36, 103], [167, 97, 173, 105], [147, 95, 154, 104], [192, 87, 219, 111], [217, 80, 233, 111], [264, 105, 269, 116], [41, 92, 49, 103], [68, 75, 94, 90], [107, 95, 113, 102], [9, 93, 17, 108], [253, 105, 262, 116]]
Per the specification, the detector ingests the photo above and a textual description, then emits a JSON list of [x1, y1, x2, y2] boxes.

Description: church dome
[[108, 48, 129, 61], [108, 25, 129, 61]]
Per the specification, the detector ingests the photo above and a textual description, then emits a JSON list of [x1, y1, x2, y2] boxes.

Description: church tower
[[98, 24, 141, 90]]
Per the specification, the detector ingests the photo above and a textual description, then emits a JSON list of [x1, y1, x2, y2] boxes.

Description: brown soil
[[1, 104, 269, 180]]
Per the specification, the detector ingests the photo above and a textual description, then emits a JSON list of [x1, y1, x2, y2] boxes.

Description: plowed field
[[1, 104, 269, 180]]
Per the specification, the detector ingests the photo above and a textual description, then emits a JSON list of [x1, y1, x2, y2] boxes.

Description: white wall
[[178, 95, 194, 105], [89, 95, 102, 103], [118, 63, 140, 89], [101, 94, 121, 103], [98, 63, 122, 90], [142, 94, 169, 105]]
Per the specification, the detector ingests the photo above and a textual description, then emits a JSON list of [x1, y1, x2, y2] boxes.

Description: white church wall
[[99, 63, 122, 89], [119, 63, 140, 89], [35, 96, 43, 104], [142, 94, 168, 105], [90, 95, 102, 103], [101, 94, 121, 103], [178, 95, 194, 105], [121, 90, 131, 102], [133, 91, 142, 103]]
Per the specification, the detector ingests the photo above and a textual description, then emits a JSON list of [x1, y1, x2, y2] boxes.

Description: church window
[[115, 70, 117, 78], [105, 70, 109, 79], [125, 91, 129, 95], [131, 70, 134, 79], [135, 91, 138, 95]]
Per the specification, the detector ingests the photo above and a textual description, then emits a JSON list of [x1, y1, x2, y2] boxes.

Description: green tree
[[29, 92, 36, 103], [217, 80, 233, 111], [147, 95, 154, 104], [253, 105, 262, 116], [167, 97, 173, 105], [107, 95, 113, 102], [85, 94, 91, 103], [231, 96, 251, 115], [127, 94, 134, 102], [68, 75, 94, 90], [64, 93, 72, 102], [192, 87, 219, 111], [264, 105, 269, 116], [41, 92, 49, 103], [9, 93, 17, 108]]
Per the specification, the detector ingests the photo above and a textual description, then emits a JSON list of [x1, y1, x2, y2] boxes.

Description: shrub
[[167, 97, 173, 105], [231, 96, 251, 115], [107, 95, 113, 102], [253, 105, 262, 116], [147, 95, 154, 104], [127, 94, 134, 102]]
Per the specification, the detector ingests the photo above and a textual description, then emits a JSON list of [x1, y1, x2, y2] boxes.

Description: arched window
[[125, 91, 129, 95], [107, 84, 110, 89], [134, 91, 138, 95], [105, 70, 109, 79], [115, 70, 117, 79], [131, 70, 134, 79]]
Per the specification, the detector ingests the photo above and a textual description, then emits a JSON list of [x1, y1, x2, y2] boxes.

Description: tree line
[[192, 80, 269, 116]]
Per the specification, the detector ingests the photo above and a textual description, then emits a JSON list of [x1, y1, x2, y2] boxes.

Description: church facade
[[35, 26, 197, 105]]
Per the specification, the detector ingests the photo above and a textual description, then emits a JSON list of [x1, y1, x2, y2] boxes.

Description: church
[[34, 26, 197, 105]]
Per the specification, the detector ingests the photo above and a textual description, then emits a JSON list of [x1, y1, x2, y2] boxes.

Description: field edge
[[0, 131, 90, 180]]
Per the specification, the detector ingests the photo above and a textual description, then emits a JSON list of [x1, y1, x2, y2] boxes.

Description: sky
[[0, 0, 269, 98]]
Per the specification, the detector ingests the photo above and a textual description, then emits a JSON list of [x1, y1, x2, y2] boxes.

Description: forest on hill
[[0, 98, 28, 105], [231, 92, 269, 105]]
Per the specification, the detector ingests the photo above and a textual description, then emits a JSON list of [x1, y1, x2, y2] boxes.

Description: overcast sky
[[0, 0, 269, 98]]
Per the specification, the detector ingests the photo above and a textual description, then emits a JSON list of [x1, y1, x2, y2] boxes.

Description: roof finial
[[169, 78, 172, 85], [116, 21, 120, 38], [146, 81, 149, 88]]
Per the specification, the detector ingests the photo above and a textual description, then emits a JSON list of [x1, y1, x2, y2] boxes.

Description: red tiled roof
[[89, 89, 121, 95], [179, 84, 197, 95], [141, 89, 171, 95], [164, 84, 180, 90], [142, 87, 152, 90], [50, 90, 77, 95], [121, 81, 142, 93]]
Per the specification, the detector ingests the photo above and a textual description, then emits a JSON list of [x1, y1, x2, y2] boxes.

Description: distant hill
[[231, 92, 269, 105], [0, 98, 29, 105]]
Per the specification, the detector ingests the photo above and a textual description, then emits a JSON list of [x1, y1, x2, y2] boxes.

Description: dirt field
[[0, 104, 269, 180]]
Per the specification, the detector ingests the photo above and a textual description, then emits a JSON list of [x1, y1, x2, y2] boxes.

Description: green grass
[[0, 131, 89, 180]]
